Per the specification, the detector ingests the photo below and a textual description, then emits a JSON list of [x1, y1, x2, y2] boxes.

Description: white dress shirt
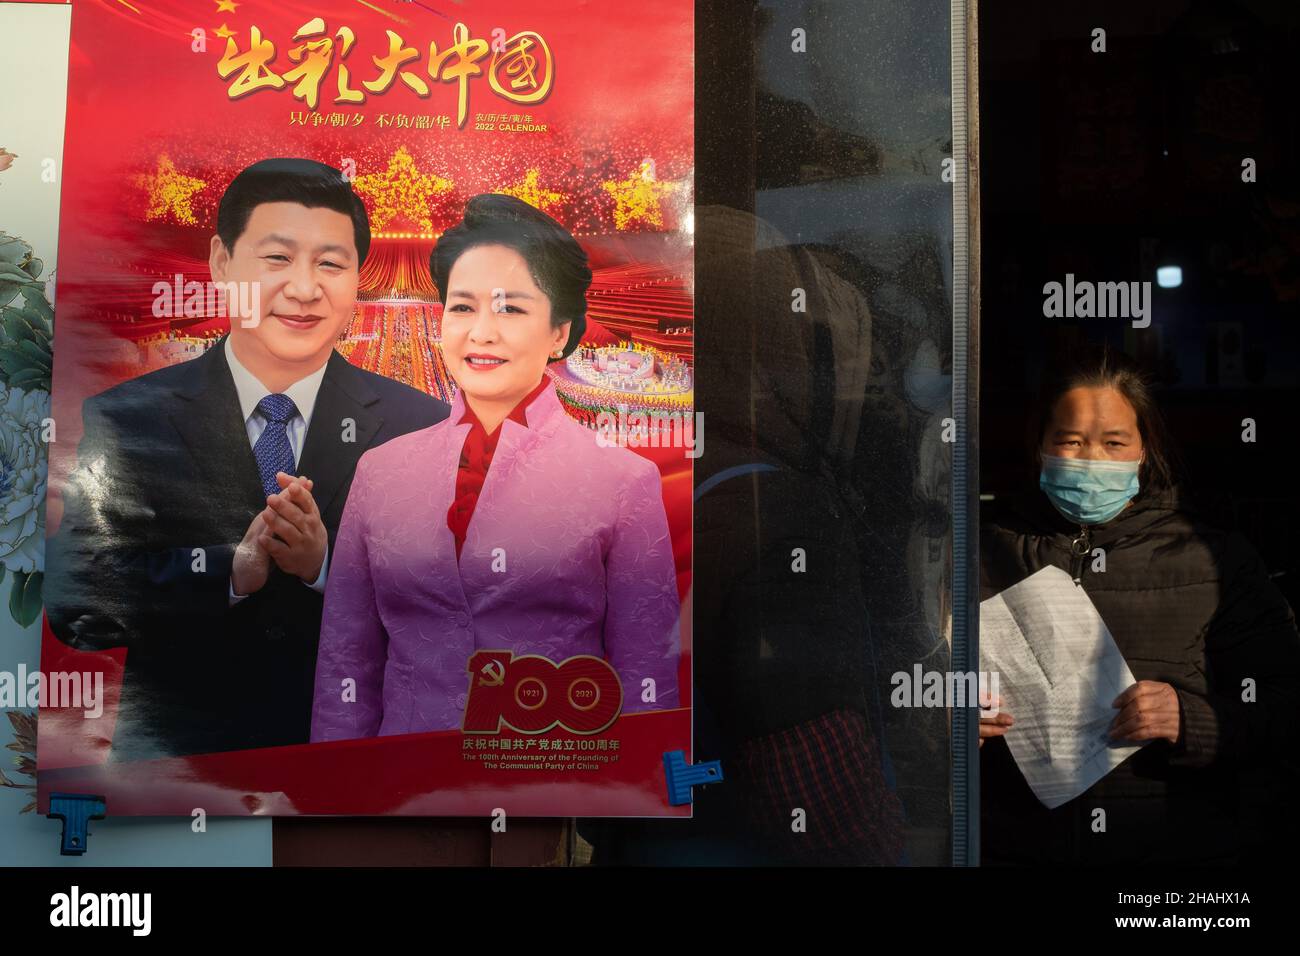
[[224, 337, 330, 601]]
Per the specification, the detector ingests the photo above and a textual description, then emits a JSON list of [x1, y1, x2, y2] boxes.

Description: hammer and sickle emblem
[[479, 659, 506, 687]]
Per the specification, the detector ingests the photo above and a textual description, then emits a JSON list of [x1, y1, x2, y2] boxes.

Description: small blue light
[[1157, 265, 1182, 288]]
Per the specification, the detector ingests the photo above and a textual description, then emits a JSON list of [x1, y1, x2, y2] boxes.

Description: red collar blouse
[[446, 376, 551, 560]]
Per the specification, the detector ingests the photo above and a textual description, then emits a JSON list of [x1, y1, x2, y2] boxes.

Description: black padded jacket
[[979, 485, 1300, 865]]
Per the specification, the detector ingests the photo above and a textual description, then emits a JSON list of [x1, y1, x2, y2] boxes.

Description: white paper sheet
[[979, 565, 1146, 808]]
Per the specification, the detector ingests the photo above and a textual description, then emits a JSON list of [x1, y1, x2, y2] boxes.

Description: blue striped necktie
[[253, 393, 299, 497]]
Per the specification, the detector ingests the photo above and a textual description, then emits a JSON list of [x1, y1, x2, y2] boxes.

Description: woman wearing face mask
[[978, 345, 1300, 865], [309, 194, 681, 740]]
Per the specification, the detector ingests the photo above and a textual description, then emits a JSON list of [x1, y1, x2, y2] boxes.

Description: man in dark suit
[[45, 158, 449, 759]]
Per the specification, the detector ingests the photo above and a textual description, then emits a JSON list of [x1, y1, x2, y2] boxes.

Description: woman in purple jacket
[[310, 194, 681, 740]]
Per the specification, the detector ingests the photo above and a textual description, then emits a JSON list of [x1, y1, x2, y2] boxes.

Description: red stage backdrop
[[39, 0, 694, 817]]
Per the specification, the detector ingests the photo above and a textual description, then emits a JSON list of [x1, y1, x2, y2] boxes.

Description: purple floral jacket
[[310, 380, 681, 740]]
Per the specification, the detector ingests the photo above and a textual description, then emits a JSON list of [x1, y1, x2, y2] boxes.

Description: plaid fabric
[[735, 708, 906, 865]]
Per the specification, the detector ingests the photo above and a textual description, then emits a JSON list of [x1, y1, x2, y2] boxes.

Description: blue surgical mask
[[1039, 453, 1141, 525], [903, 341, 952, 414]]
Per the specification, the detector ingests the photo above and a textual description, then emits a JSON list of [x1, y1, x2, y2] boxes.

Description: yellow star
[[352, 146, 453, 232], [215, 0, 239, 13], [601, 160, 678, 230], [134, 155, 207, 226], [214, 23, 234, 40], [495, 169, 564, 213]]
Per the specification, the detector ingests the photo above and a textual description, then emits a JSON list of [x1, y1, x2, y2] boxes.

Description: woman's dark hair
[[1028, 343, 1180, 493], [430, 193, 591, 361], [217, 158, 371, 265]]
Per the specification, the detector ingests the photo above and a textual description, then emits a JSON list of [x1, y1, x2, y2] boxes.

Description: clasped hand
[[232, 471, 327, 595]]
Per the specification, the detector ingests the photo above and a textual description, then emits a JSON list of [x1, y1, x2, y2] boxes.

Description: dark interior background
[[586, 0, 957, 865], [980, 0, 1300, 617]]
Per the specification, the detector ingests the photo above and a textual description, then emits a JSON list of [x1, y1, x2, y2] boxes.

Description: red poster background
[[38, 0, 693, 817]]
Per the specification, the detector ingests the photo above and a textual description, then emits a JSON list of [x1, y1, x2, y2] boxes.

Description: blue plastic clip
[[47, 793, 106, 856], [662, 750, 723, 806]]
